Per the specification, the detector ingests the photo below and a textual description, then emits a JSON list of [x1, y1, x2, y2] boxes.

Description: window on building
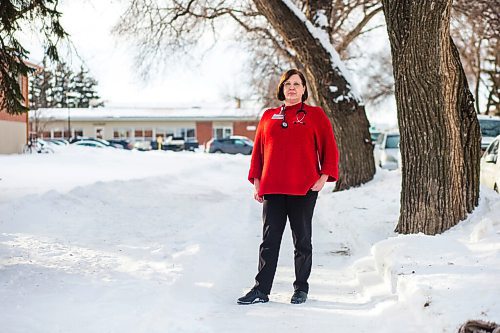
[[74, 129, 83, 137], [177, 128, 186, 138], [177, 127, 196, 139], [134, 128, 153, 141], [186, 128, 196, 139], [156, 128, 194, 139], [95, 127, 105, 139], [114, 128, 131, 139], [155, 128, 172, 140], [18, 74, 25, 104], [213, 127, 232, 139], [135, 129, 144, 138], [53, 129, 63, 138]]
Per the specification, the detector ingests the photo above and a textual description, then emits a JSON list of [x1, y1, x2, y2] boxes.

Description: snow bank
[[368, 192, 500, 331]]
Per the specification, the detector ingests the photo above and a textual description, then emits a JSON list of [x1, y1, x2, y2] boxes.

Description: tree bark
[[253, 0, 375, 191], [382, 0, 481, 234], [305, 0, 333, 34]]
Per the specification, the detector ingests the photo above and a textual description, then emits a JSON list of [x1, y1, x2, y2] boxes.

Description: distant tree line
[[29, 61, 104, 110]]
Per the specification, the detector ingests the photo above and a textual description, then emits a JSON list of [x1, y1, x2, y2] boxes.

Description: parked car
[[184, 138, 199, 151], [206, 136, 253, 155], [150, 136, 185, 151], [72, 140, 110, 148], [478, 115, 500, 151], [108, 139, 133, 150], [374, 131, 400, 170], [33, 138, 55, 153], [70, 136, 92, 143], [133, 141, 152, 151], [47, 139, 69, 146], [480, 135, 500, 193], [164, 136, 185, 151], [70, 136, 118, 148], [369, 127, 381, 144]]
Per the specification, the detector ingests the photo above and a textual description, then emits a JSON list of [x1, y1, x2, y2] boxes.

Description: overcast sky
[[26, 0, 250, 108]]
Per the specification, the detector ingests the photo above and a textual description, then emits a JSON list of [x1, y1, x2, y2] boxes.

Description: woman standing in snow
[[237, 69, 339, 305]]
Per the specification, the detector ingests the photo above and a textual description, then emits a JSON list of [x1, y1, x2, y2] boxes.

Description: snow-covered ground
[[1, 147, 499, 333]]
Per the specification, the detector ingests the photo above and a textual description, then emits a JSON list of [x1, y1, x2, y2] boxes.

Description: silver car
[[206, 136, 253, 155], [480, 135, 500, 193], [374, 131, 400, 170]]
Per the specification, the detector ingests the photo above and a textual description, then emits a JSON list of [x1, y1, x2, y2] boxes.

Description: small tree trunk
[[382, 0, 481, 234], [474, 39, 482, 114], [253, 0, 375, 191]]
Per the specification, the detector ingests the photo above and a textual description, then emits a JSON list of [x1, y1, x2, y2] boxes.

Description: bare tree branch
[[336, 5, 383, 54]]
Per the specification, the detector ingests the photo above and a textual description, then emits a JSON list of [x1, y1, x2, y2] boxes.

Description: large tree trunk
[[382, 0, 481, 234], [253, 0, 375, 191]]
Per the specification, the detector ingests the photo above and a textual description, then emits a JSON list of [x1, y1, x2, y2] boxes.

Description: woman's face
[[283, 74, 305, 104]]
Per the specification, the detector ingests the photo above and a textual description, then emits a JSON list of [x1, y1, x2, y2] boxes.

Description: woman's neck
[[284, 100, 302, 107]]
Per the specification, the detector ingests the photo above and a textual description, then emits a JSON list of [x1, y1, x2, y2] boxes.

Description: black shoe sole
[[290, 299, 306, 304], [237, 298, 269, 305]]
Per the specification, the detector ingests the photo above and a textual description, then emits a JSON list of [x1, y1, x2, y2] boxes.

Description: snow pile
[[0, 147, 499, 332], [369, 196, 500, 329]]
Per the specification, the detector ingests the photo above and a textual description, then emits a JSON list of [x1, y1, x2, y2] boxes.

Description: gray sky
[[27, 0, 249, 108]]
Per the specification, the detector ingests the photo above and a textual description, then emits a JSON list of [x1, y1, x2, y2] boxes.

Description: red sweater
[[248, 102, 339, 196]]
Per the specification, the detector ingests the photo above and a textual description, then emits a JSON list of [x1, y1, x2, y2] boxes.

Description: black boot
[[290, 290, 307, 304], [237, 289, 269, 305]]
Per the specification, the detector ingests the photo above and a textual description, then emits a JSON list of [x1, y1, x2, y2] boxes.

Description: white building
[[30, 106, 261, 146]]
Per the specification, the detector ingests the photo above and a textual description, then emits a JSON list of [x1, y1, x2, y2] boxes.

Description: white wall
[[0, 120, 26, 154]]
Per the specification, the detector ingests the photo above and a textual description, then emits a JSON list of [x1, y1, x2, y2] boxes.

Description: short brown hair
[[276, 69, 308, 102]]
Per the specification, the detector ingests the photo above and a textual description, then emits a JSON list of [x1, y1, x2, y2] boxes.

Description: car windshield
[[370, 132, 380, 141], [386, 135, 400, 149], [479, 119, 500, 137], [242, 139, 254, 146]]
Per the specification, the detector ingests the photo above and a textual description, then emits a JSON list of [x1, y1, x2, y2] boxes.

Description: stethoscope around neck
[[280, 102, 307, 129]]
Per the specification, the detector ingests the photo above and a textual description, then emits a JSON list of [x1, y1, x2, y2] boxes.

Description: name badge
[[271, 113, 284, 120]]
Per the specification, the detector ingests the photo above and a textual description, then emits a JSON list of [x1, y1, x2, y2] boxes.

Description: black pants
[[253, 190, 318, 295]]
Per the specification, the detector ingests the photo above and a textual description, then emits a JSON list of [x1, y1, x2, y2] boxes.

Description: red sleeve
[[315, 107, 339, 182], [248, 111, 266, 184]]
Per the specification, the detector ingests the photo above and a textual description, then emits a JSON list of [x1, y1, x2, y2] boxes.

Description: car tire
[[214, 149, 222, 154]]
